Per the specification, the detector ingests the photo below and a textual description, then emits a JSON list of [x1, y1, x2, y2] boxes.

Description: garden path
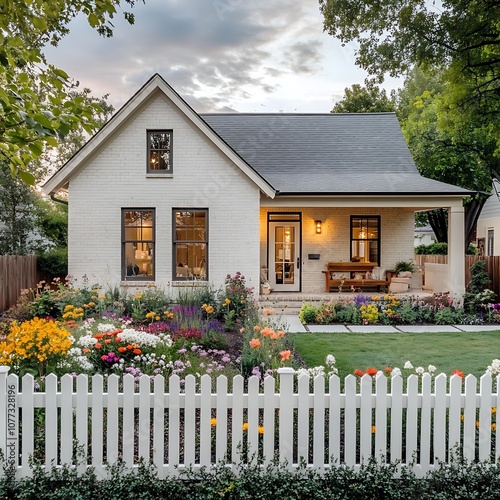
[[280, 315, 500, 334]]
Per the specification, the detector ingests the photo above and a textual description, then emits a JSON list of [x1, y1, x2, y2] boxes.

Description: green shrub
[[36, 246, 68, 279], [299, 304, 318, 324], [3, 455, 500, 499]]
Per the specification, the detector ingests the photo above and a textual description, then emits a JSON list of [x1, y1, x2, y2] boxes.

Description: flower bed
[[0, 273, 293, 385], [299, 292, 500, 326]]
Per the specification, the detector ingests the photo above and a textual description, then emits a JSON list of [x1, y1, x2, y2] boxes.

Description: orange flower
[[82, 348, 89, 354], [276, 330, 285, 338], [239, 327, 245, 333], [242, 422, 249, 431], [366, 367, 378, 376], [371, 425, 376, 434], [133, 348, 142, 355], [384, 366, 392, 374], [95, 343, 102, 349], [280, 350, 291, 361], [261, 327, 273, 337], [115, 337, 121, 343], [253, 325, 261, 332], [118, 347, 127, 353], [354, 369, 364, 377], [126, 345, 134, 350], [105, 339, 112, 344], [94, 333, 104, 340], [210, 418, 217, 426], [452, 369, 464, 378], [249, 338, 261, 349]]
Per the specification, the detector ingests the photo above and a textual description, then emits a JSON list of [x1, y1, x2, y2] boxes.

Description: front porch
[[259, 197, 466, 297]]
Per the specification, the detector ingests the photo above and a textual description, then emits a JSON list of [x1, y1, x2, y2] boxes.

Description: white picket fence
[[0, 366, 499, 479]]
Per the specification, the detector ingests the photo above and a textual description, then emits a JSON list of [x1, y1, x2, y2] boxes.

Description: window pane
[[148, 131, 172, 172], [124, 242, 154, 278], [174, 209, 208, 279], [123, 209, 155, 280]]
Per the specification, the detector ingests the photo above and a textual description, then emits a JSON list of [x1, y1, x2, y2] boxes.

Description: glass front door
[[269, 221, 301, 291]]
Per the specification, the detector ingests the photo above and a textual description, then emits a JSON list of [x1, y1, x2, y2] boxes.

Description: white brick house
[[42, 74, 471, 297]]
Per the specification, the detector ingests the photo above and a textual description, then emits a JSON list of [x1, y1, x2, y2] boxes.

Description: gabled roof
[[42, 74, 276, 198], [201, 113, 472, 196]]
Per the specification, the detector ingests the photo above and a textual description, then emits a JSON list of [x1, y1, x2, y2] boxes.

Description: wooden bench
[[322, 262, 389, 293]]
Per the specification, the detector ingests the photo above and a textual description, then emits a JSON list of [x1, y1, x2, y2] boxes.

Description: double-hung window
[[173, 210, 208, 280], [122, 209, 155, 280], [148, 130, 172, 173], [350, 215, 380, 264]]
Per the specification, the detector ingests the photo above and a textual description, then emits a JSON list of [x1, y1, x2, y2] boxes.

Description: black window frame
[[147, 130, 173, 174], [173, 209, 208, 281], [121, 208, 155, 281], [350, 215, 381, 266]]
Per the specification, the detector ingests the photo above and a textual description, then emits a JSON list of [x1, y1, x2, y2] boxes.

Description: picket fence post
[[278, 367, 295, 468]]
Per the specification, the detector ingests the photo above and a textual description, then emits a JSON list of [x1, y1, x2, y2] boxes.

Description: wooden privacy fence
[[0, 255, 37, 311], [1, 367, 499, 479], [415, 255, 500, 298]]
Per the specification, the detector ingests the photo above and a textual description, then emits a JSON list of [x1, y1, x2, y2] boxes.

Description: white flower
[[97, 323, 116, 332], [404, 361, 413, 370], [427, 365, 436, 374], [415, 366, 425, 375], [325, 354, 336, 367], [391, 367, 402, 378]]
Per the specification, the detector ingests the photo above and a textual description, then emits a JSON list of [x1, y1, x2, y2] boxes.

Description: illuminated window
[[350, 216, 380, 264], [148, 130, 172, 173], [173, 210, 208, 280], [122, 209, 155, 280]]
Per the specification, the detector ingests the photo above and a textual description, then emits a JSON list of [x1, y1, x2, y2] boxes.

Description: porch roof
[[200, 113, 473, 196]]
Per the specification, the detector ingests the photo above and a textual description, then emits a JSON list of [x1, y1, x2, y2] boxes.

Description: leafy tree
[[332, 82, 396, 113], [320, 0, 500, 165], [0, 161, 37, 254], [0, 0, 140, 184], [397, 67, 493, 246]]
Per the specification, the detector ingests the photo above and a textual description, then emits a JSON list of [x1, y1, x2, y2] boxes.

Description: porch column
[[447, 205, 465, 297]]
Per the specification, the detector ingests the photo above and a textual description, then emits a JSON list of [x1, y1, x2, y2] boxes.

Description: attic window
[[148, 130, 172, 173]]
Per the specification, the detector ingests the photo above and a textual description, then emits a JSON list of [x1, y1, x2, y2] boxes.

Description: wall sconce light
[[315, 220, 322, 234]]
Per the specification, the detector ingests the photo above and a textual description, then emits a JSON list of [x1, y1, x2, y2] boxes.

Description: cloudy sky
[[45, 0, 402, 113]]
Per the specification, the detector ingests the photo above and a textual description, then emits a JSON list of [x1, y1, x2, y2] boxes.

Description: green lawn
[[290, 331, 500, 379]]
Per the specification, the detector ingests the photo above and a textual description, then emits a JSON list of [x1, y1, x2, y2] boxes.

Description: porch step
[[259, 293, 330, 315]]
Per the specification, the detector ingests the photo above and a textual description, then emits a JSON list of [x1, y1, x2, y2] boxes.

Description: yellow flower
[[64, 304, 74, 311], [476, 420, 480, 429], [155, 316, 160, 321], [492, 407, 497, 414], [371, 425, 376, 434], [258, 426, 264, 435], [145, 312, 155, 319], [135, 293, 142, 300], [242, 422, 249, 431], [210, 418, 217, 427], [224, 298, 231, 306], [492, 423, 497, 431]]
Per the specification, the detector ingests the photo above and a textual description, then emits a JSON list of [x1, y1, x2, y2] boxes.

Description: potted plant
[[394, 260, 415, 278], [261, 279, 272, 295]]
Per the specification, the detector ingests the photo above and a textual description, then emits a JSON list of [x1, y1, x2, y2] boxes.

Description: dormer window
[[148, 130, 172, 173]]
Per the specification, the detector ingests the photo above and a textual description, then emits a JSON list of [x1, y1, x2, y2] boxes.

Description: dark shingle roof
[[200, 113, 471, 196]]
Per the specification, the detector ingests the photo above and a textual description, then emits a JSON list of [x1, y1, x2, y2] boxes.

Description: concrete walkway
[[281, 315, 500, 334]]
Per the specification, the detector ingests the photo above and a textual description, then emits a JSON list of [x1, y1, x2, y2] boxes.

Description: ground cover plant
[[1, 454, 500, 499], [290, 331, 500, 381]]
